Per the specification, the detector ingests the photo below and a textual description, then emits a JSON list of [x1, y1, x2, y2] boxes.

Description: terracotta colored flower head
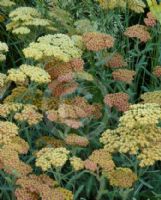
[[104, 92, 130, 112], [153, 66, 161, 78], [112, 69, 136, 84], [106, 53, 127, 68], [83, 32, 114, 51], [144, 12, 157, 27], [124, 25, 151, 42]]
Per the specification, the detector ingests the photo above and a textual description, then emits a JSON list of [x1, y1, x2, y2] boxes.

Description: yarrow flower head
[[104, 92, 130, 112], [15, 174, 73, 200], [7, 64, 51, 85], [0, 41, 8, 62], [65, 134, 89, 147], [106, 53, 127, 68], [96, 0, 145, 13], [119, 103, 161, 128], [141, 90, 161, 105], [124, 25, 151, 42], [74, 19, 96, 35], [100, 103, 161, 166], [6, 7, 54, 35], [0, 145, 32, 177], [144, 12, 157, 27], [14, 104, 43, 126], [83, 32, 114, 51], [70, 156, 84, 171], [0, 73, 7, 88], [47, 96, 102, 129], [35, 136, 65, 148], [112, 69, 136, 84], [0, 121, 19, 145], [23, 34, 82, 62], [0, 0, 15, 7], [89, 149, 115, 172], [153, 66, 161, 78], [104, 167, 137, 188], [36, 147, 70, 171]]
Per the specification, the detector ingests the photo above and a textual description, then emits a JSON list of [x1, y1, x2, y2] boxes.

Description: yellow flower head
[[36, 147, 70, 171], [23, 34, 82, 62]]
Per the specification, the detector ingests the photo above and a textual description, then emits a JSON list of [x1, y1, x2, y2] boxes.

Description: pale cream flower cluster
[[7, 64, 51, 85], [36, 147, 69, 171], [0, 73, 7, 88], [23, 34, 82, 62], [0, 0, 15, 7], [6, 7, 54, 35], [0, 41, 8, 61]]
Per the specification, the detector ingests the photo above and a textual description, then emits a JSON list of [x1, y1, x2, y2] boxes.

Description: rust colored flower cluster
[[46, 58, 85, 97], [48, 80, 78, 97], [124, 25, 151, 42], [144, 12, 157, 27], [65, 134, 89, 147], [83, 32, 114, 51], [104, 92, 130, 112], [112, 69, 136, 84], [45, 58, 84, 80], [106, 53, 127, 68], [15, 174, 73, 200], [153, 66, 161, 78], [47, 97, 102, 129]]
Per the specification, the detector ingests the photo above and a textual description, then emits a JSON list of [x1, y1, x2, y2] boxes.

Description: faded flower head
[[112, 69, 136, 84], [105, 167, 137, 188], [65, 134, 89, 147], [106, 53, 127, 68], [36, 136, 65, 148]]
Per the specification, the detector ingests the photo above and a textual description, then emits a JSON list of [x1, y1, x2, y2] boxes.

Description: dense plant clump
[[1, 0, 161, 199]]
